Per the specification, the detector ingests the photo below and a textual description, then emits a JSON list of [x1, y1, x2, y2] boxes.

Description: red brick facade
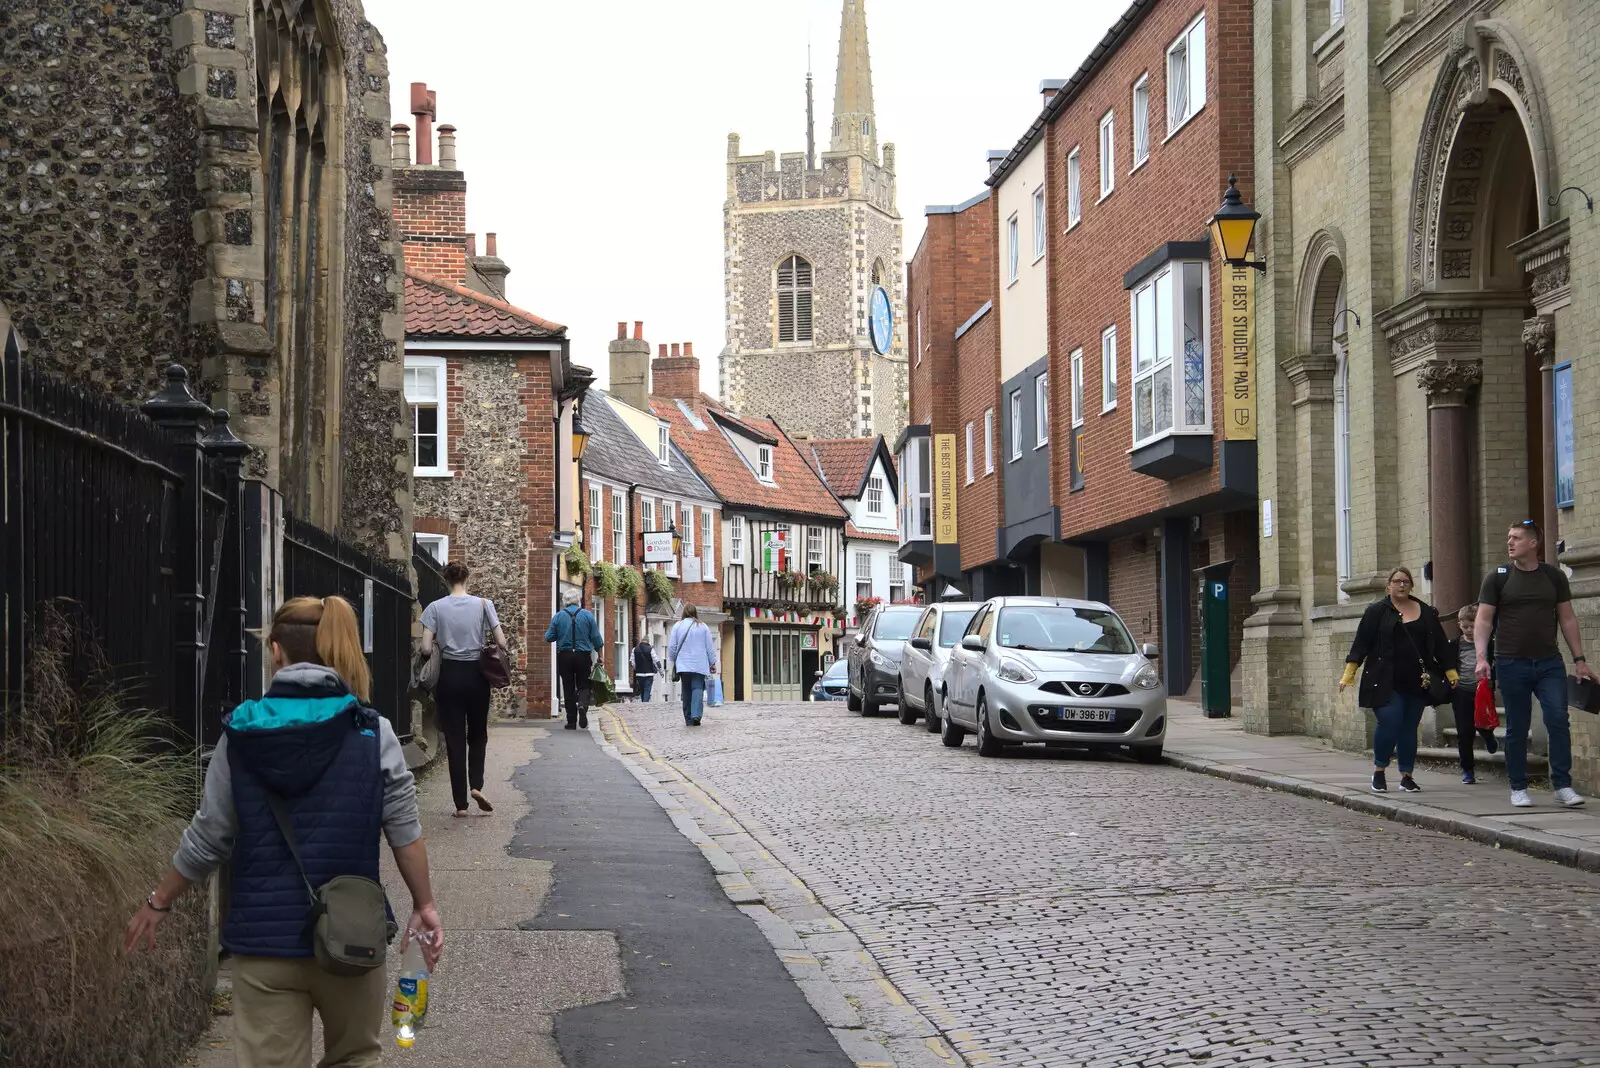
[[954, 309, 1002, 574], [907, 193, 997, 432], [393, 170, 468, 284]]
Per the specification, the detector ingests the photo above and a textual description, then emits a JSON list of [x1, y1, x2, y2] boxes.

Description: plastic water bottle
[[392, 931, 432, 1049]]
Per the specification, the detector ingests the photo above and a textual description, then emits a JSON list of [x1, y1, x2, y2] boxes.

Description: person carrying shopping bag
[[666, 603, 718, 727], [125, 595, 444, 1068]]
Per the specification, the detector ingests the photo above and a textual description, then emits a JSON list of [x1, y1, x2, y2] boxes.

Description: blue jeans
[[637, 675, 654, 703], [1373, 691, 1426, 772], [1497, 656, 1571, 790], [680, 672, 706, 724]]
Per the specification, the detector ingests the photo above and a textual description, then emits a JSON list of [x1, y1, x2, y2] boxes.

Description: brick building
[[397, 85, 585, 719], [574, 325, 725, 700], [719, 0, 908, 441], [0, 0, 411, 562], [1246, 0, 1600, 780], [802, 436, 909, 632], [652, 346, 849, 701]]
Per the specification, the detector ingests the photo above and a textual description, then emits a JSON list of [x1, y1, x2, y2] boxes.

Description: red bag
[[1474, 678, 1500, 730]]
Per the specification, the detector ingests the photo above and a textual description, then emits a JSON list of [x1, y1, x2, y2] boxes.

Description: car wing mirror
[[961, 635, 986, 652], [1141, 643, 1159, 658], [855, 634, 868, 646], [909, 637, 933, 651]]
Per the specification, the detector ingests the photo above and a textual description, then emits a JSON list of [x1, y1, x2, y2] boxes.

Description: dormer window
[[657, 423, 670, 466], [758, 444, 773, 481], [867, 476, 884, 514]]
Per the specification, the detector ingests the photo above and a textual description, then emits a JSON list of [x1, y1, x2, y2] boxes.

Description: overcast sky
[[366, 0, 1122, 392]]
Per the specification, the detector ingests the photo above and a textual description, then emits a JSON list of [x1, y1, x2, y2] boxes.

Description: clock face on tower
[[869, 285, 893, 355]]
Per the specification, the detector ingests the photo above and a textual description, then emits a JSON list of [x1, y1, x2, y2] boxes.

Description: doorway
[[751, 628, 803, 701], [801, 648, 820, 700]]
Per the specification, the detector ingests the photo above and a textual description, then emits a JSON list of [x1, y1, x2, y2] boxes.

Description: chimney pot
[[683, 341, 694, 358], [410, 83, 435, 165], [436, 123, 457, 170], [670, 343, 681, 358], [485, 233, 498, 257], [633, 321, 643, 340], [658, 344, 668, 358], [616, 322, 627, 340], [391, 123, 411, 167], [466, 232, 477, 257]]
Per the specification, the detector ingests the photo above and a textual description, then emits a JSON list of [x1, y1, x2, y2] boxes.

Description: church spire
[[829, 0, 877, 159]]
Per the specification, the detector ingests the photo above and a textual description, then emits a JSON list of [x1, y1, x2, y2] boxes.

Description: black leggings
[[437, 658, 490, 811], [1451, 688, 1497, 773]]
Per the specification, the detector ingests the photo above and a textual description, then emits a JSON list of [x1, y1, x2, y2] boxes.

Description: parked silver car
[[940, 596, 1166, 762], [846, 604, 924, 715], [897, 601, 981, 731]]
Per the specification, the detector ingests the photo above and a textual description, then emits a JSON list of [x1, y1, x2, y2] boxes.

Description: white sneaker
[[1555, 787, 1587, 808], [1511, 790, 1535, 807]]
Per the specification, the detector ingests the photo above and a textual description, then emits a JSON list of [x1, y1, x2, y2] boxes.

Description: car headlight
[[869, 650, 893, 669], [995, 658, 1036, 684], [1133, 664, 1161, 690]]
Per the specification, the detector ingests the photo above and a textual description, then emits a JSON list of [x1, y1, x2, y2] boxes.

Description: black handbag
[[1420, 659, 1452, 705]]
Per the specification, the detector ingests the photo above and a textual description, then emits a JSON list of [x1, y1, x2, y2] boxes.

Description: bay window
[[1130, 259, 1209, 446]]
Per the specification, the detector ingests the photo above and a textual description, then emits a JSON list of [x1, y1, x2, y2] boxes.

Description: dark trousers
[[1450, 688, 1498, 774], [636, 674, 655, 702], [557, 648, 591, 725], [1498, 655, 1571, 790], [1372, 690, 1426, 772], [437, 658, 490, 811]]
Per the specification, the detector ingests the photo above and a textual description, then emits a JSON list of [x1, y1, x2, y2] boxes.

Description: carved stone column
[[1418, 360, 1482, 627], [1524, 315, 1557, 561]]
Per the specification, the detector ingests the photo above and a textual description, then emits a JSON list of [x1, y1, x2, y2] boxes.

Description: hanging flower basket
[[776, 570, 808, 590], [616, 565, 643, 601], [644, 569, 675, 604], [564, 545, 592, 579], [807, 570, 839, 594], [854, 595, 883, 620], [593, 561, 620, 599]]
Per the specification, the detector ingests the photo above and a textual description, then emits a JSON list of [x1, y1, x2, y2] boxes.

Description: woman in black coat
[[1339, 566, 1457, 794]]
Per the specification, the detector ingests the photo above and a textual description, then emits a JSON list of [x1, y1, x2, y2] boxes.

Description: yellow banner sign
[[1224, 264, 1255, 441], [934, 433, 958, 544]]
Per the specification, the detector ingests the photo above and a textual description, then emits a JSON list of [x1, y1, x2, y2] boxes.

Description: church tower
[[720, 0, 907, 441]]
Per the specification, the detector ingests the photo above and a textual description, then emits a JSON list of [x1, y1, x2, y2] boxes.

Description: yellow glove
[[1339, 662, 1358, 688], [1446, 669, 1459, 685]]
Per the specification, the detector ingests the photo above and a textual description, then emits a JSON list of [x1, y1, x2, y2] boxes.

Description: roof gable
[[404, 270, 566, 339], [579, 389, 716, 500], [806, 436, 898, 500]]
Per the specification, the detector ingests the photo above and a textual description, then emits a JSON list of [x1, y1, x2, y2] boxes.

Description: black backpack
[[1487, 562, 1564, 638]]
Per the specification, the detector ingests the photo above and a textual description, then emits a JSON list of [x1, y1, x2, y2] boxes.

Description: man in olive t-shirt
[[1474, 520, 1596, 808]]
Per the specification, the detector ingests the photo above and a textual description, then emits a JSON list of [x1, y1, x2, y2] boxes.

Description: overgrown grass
[[0, 606, 210, 1067]]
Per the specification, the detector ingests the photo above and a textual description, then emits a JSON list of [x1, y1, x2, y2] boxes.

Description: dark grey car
[[846, 604, 924, 716]]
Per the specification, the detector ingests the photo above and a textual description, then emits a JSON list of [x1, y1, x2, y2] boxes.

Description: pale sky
[[366, 0, 1123, 393]]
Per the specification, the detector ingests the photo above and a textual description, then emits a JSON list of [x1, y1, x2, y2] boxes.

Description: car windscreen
[[822, 660, 848, 681], [874, 611, 921, 641], [995, 605, 1136, 654], [937, 610, 977, 647]]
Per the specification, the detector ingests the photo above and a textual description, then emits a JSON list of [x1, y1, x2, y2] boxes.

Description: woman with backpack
[[666, 603, 718, 727], [125, 596, 444, 1065], [1339, 566, 1456, 794], [421, 562, 513, 817]]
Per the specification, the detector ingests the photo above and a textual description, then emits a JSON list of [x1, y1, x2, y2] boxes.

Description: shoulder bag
[[265, 790, 395, 977], [479, 597, 510, 689]]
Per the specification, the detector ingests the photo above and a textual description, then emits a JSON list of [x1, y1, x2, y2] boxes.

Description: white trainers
[[1511, 790, 1535, 807], [1555, 787, 1587, 808]]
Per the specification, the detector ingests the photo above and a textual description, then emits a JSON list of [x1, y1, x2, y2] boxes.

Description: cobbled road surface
[[613, 698, 1600, 1067]]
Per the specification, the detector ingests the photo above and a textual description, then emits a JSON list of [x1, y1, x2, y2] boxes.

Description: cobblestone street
[[611, 699, 1600, 1067]]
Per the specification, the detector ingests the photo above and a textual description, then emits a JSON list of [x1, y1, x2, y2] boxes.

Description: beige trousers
[[231, 955, 387, 1068]]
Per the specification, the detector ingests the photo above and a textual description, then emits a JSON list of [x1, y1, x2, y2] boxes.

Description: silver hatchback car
[[896, 601, 981, 731], [940, 596, 1166, 762]]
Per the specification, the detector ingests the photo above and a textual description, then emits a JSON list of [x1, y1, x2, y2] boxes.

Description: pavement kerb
[[1163, 751, 1600, 873], [591, 709, 971, 1068]]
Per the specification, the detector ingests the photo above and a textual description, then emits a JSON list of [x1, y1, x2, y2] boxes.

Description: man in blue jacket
[[545, 588, 604, 729]]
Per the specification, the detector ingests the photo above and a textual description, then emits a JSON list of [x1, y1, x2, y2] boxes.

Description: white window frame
[[701, 509, 715, 575], [854, 550, 873, 602], [757, 444, 773, 482], [1066, 147, 1082, 229], [806, 525, 823, 570], [916, 309, 924, 364], [403, 355, 448, 477], [1070, 350, 1085, 428], [889, 561, 907, 604], [729, 515, 745, 564], [642, 498, 655, 538], [1132, 74, 1150, 169], [984, 408, 994, 474], [416, 533, 449, 564], [1032, 186, 1047, 260], [1009, 389, 1023, 460], [1166, 12, 1207, 137], [1098, 110, 1115, 199], [867, 476, 885, 515], [1129, 259, 1211, 448], [1102, 325, 1118, 411], [611, 490, 627, 565], [656, 423, 670, 466], [680, 503, 694, 558], [1007, 213, 1020, 284], [964, 421, 975, 484], [1034, 372, 1049, 448], [1329, 0, 1345, 24], [588, 484, 603, 563], [613, 601, 629, 684]]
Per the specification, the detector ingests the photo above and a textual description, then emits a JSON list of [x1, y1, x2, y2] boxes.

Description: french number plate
[[1056, 707, 1117, 722]]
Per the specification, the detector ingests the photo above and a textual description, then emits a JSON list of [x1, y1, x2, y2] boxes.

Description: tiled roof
[[579, 389, 716, 501], [846, 522, 899, 543], [806, 438, 878, 498], [651, 394, 846, 520], [404, 270, 565, 339]]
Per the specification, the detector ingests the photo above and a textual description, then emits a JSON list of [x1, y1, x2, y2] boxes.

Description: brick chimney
[[652, 341, 701, 401], [392, 82, 469, 283], [609, 320, 650, 411]]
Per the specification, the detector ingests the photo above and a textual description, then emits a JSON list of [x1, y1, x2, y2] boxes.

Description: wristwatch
[[146, 891, 172, 913], [1576, 656, 1587, 664]]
